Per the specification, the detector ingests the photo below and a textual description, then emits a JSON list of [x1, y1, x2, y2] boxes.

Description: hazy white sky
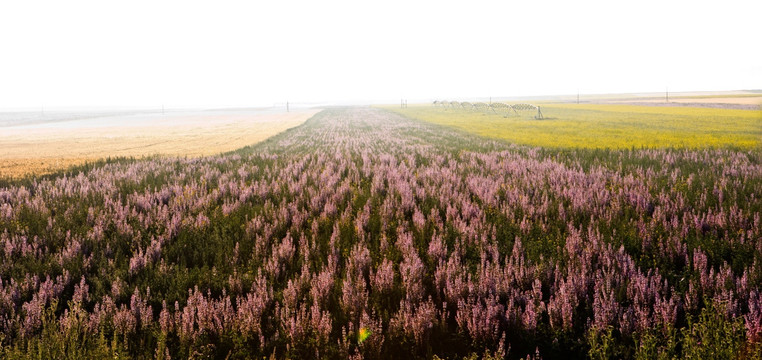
[[1, 0, 760, 109]]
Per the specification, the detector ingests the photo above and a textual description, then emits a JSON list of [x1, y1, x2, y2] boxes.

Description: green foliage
[[0, 300, 128, 360], [680, 302, 746, 359], [587, 326, 617, 360], [633, 325, 679, 360]]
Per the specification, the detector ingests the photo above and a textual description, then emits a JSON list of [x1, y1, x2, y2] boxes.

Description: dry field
[[490, 91, 762, 110], [645, 96, 762, 106], [0, 108, 318, 178], [599, 92, 762, 110]]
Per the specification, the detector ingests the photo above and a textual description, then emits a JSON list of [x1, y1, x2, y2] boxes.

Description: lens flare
[[358, 327, 370, 344]]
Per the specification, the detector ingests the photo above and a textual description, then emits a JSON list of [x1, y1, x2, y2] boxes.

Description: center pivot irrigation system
[[432, 100, 544, 119]]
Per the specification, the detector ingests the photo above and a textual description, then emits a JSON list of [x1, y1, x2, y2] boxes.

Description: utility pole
[[577, 90, 580, 104], [286, 101, 289, 112], [666, 87, 669, 103]]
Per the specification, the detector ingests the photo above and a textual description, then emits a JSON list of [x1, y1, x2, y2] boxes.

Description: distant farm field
[[386, 104, 762, 149], [0, 109, 318, 178]]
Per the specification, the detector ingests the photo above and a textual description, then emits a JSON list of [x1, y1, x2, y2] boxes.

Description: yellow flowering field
[[386, 104, 762, 149]]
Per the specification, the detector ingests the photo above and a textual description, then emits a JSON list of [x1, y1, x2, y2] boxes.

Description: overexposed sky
[[1, 0, 760, 109]]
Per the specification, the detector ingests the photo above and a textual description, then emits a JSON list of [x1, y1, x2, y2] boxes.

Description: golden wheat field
[[0, 109, 318, 178]]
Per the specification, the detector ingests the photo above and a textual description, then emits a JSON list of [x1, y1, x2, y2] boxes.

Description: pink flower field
[[1, 107, 761, 359]]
